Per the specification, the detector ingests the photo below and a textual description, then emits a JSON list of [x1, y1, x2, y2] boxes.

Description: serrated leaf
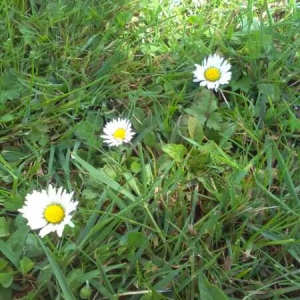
[[75, 122, 93, 141], [231, 77, 253, 92], [2, 90, 20, 101], [206, 112, 223, 130], [185, 95, 219, 127], [257, 83, 276, 97], [4, 194, 24, 212], [82, 189, 99, 200], [161, 144, 187, 162], [0, 70, 21, 103], [86, 111, 103, 129]]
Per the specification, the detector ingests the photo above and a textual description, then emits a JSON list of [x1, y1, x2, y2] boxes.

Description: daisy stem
[[220, 89, 230, 108], [208, 92, 213, 111], [43, 235, 57, 252], [138, 143, 147, 194]]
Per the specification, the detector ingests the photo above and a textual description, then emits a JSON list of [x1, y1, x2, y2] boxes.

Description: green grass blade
[[272, 141, 299, 206], [38, 238, 76, 300], [71, 153, 136, 201], [0, 240, 19, 268]]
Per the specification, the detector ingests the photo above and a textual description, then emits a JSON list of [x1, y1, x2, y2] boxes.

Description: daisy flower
[[193, 53, 232, 91], [101, 118, 135, 147], [18, 185, 78, 238]]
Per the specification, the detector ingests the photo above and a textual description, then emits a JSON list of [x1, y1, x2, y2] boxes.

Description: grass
[[0, 0, 299, 299]]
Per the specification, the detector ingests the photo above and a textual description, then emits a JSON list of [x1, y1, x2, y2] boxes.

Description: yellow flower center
[[204, 67, 221, 82], [113, 128, 126, 140], [44, 204, 65, 224]]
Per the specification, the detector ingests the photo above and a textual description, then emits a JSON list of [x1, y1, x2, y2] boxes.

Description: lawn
[[0, 0, 300, 299]]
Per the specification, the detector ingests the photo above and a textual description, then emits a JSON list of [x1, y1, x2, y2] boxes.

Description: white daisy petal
[[200, 81, 208, 87], [55, 224, 65, 237], [101, 118, 135, 147], [27, 217, 47, 230], [207, 81, 217, 89], [68, 221, 75, 228], [18, 185, 78, 238], [193, 53, 232, 91], [39, 224, 56, 238]]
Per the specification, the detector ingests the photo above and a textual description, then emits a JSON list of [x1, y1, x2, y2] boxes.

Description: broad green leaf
[[127, 232, 148, 248], [0, 240, 19, 268], [0, 266, 14, 288], [0, 259, 8, 271], [185, 108, 206, 125], [0, 114, 14, 123], [0, 217, 10, 238], [1, 147, 25, 162], [130, 161, 141, 173], [75, 122, 94, 141], [198, 273, 228, 300], [288, 117, 300, 133], [25, 233, 44, 258], [7, 227, 29, 256], [3, 194, 24, 211], [18, 24, 36, 42], [143, 129, 157, 147], [19, 257, 35, 274], [188, 116, 204, 141], [157, 154, 173, 171], [102, 165, 117, 180], [0, 286, 12, 299], [67, 269, 86, 290], [161, 144, 187, 162]]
